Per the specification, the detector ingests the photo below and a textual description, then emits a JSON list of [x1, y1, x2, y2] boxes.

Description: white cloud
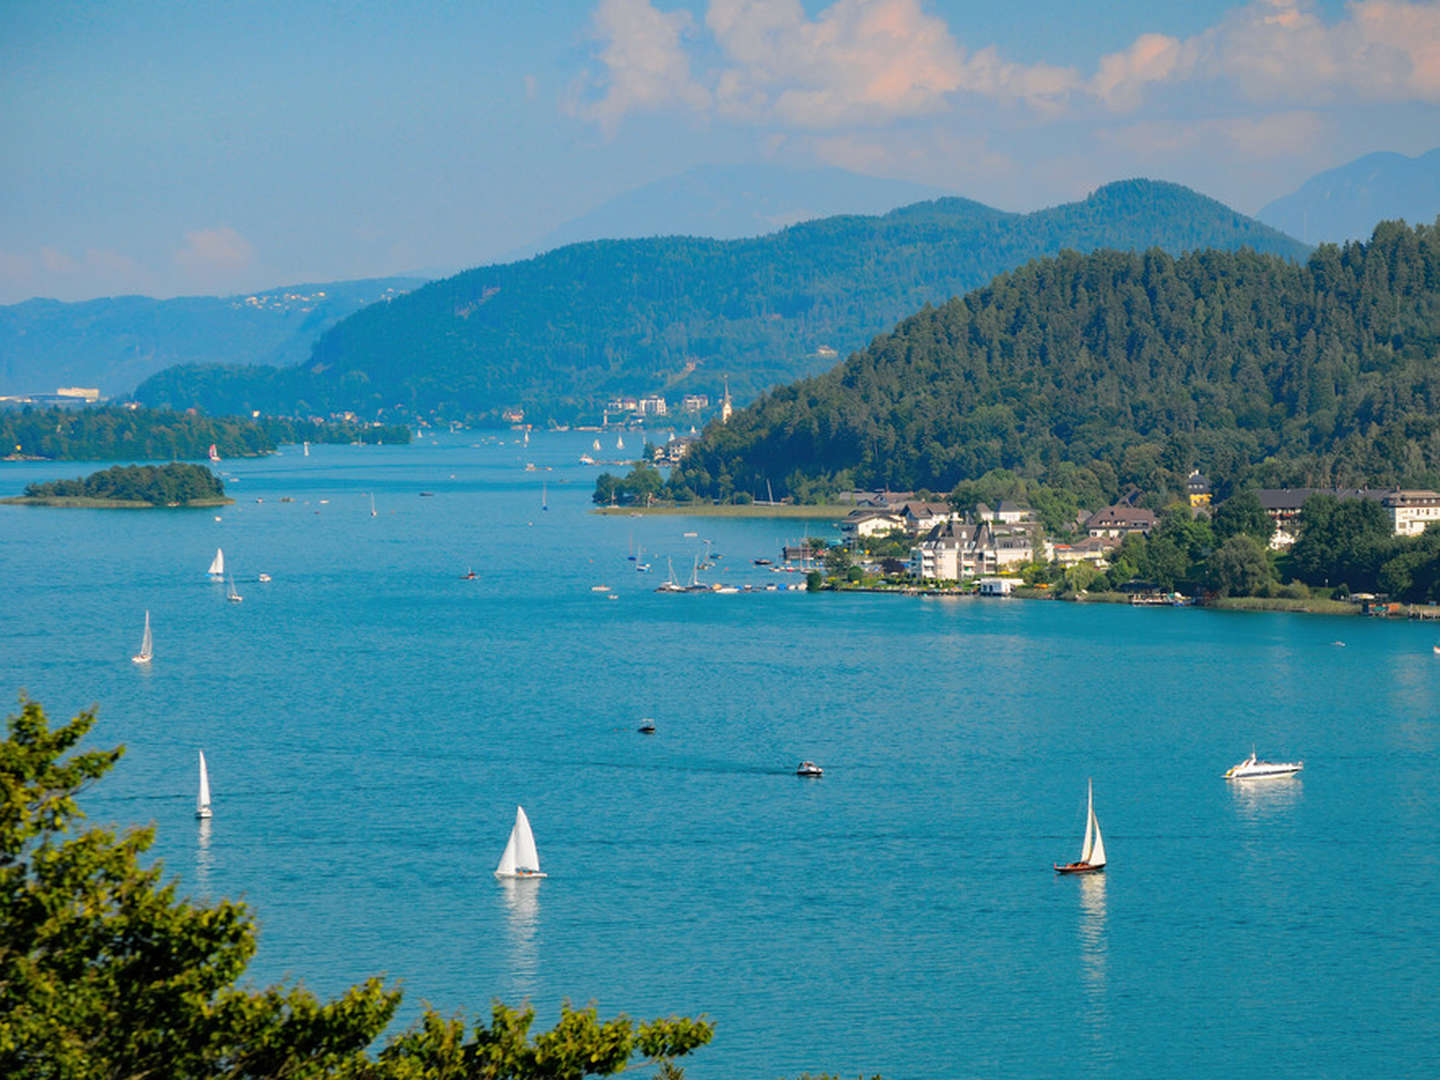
[[572, 0, 710, 135], [1092, 1, 1440, 110], [174, 226, 255, 272]]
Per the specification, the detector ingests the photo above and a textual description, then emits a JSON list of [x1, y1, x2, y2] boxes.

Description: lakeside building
[[1084, 505, 1157, 538], [1252, 487, 1440, 548], [908, 520, 1035, 581], [680, 394, 709, 412], [838, 509, 907, 540], [638, 395, 668, 417], [1045, 536, 1116, 568]]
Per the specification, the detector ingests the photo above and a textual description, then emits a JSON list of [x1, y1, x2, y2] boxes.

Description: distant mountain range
[[1259, 147, 1440, 244], [507, 163, 949, 259], [0, 277, 426, 399], [133, 179, 1307, 424]]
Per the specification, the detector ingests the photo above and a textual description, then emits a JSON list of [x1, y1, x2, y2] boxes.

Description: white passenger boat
[[1224, 748, 1302, 780]]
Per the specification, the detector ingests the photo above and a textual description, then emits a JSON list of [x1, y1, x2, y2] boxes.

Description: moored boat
[[796, 760, 823, 777]]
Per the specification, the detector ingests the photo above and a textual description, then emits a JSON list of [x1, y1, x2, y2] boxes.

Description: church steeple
[[720, 377, 733, 425]]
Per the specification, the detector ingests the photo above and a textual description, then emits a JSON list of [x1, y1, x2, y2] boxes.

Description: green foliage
[[0, 699, 713, 1080], [1287, 494, 1393, 591], [806, 570, 824, 592], [0, 404, 408, 462], [592, 463, 664, 505], [1212, 491, 1276, 545], [674, 219, 1440, 506], [1207, 534, 1275, 597], [134, 181, 1307, 425], [22, 462, 225, 505]]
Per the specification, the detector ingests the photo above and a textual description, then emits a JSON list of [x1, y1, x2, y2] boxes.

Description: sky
[[2, 0, 1437, 303]]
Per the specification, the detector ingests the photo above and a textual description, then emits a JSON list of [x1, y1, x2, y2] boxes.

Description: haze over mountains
[[133, 179, 1306, 424], [1259, 148, 1440, 244], [507, 164, 949, 259], [0, 278, 425, 398]]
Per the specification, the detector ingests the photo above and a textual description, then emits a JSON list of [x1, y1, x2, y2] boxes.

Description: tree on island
[[21, 462, 226, 505], [0, 698, 713, 1079]]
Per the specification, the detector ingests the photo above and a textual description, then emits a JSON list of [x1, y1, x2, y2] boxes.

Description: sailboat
[[226, 574, 243, 603], [593, 438, 601, 452], [541, 481, 548, 511], [494, 805, 547, 878], [1055, 779, 1106, 874], [208, 443, 221, 463], [131, 610, 153, 664], [303, 441, 310, 456], [616, 434, 625, 450], [196, 751, 213, 819], [207, 548, 225, 578], [369, 492, 377, 517]]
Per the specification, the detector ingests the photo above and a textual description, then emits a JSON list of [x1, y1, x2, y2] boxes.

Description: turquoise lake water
[[2, 432, 1438, 1079]]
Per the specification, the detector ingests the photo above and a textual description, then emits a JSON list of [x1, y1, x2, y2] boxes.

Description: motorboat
[[1224, 749, 1302, 780], [638, 718, 656, 734], [796, 760, 823, 777]]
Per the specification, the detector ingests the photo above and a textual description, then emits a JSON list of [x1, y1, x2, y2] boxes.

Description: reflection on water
[[1078, 873, 1109, 1055], [499, 879, 541, 997], [1227, 777, 1303, 822], [195, 817, 213, 896]]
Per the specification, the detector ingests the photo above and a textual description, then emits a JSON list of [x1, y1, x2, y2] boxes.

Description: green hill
[[132, 180, 1307, 423], [671, 220, 1440, 505]]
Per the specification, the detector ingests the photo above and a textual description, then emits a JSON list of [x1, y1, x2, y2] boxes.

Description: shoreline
[[593, 503, 851, 519], [0, 495, 235, 509]]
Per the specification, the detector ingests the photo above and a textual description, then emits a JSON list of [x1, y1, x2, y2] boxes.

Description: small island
[[2, 463, 232, 508]]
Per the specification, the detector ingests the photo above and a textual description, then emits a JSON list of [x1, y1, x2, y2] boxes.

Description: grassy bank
[[0, 496, 234, 509], [1206, 595, 1358, 615], [593, 503, 851, 519]]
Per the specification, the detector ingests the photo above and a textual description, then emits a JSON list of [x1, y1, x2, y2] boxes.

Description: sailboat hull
[[1054, 862, 1104, 874], [494, 869, 547, 879]]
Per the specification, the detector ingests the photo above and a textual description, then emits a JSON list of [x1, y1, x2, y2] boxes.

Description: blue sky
[[2, 0, 1436, 302]]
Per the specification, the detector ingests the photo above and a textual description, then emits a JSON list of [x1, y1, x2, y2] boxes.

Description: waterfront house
[[839, 509, 907, 541], [1382, 489, 1440, 536], [898, 501, 956, 534], [1046, 535, 1115, 568], [1084, 505, 1157, 538], [1255, 488, 1391, 548], [978, 577, 1014, 596]]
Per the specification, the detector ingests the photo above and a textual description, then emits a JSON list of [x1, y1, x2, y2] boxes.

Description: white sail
[[495, 805, 544, 877], [303, 441, 310, 456], [1080, 779, 1106, 867], [196, 751, 212, 818], [208, 548, 225, 576], [132, 610, 153, 664], [226, 574, 242, 603], [616, 435, 625, 450], [1088, 806, 1107, 868], [593, 438, 601, 451]]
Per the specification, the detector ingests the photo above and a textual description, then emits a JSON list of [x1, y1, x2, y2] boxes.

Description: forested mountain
[[670, 220, 1440, 506], [133, 181, 1306, 424], [0, 277, 425, 398], [1260, 148, 1440, 244]]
